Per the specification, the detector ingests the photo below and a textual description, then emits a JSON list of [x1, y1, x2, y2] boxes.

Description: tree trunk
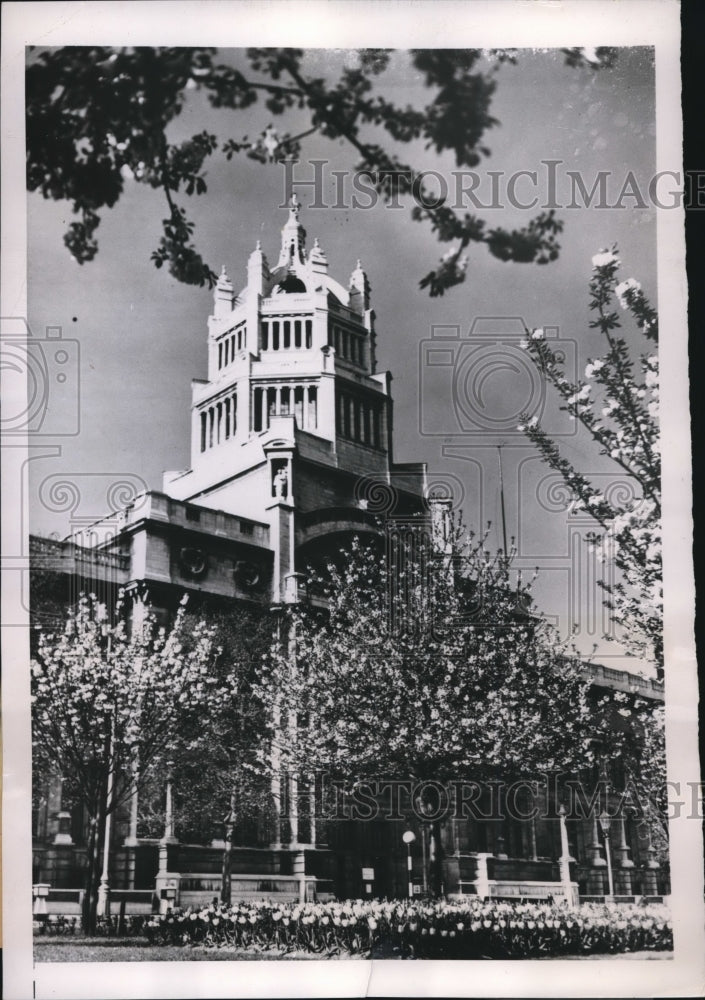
[[220, 788, 237, 906], [82, 800, 104, 934], [429, 819, 445, 897]]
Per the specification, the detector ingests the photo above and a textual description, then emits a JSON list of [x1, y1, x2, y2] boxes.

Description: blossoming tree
[[255, 525, 599, 894], [519, 250, 661, 673], [166, 605, 275, 905], [31, 592, 231, 931]]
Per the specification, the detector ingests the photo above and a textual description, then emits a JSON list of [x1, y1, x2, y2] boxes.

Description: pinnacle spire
[[278, 193, 306, 267]]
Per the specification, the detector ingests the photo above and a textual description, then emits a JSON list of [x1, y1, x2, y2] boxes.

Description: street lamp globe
[[402, 830, 416, 845]]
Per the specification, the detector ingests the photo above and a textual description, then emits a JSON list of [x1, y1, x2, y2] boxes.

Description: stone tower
[[162, 196, 427, 602]]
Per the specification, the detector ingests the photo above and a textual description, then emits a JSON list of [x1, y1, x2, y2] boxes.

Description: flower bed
[[144, 899, 672, 959]]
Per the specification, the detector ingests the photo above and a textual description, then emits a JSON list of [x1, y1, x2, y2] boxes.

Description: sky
[[27, 46, 658, 667]]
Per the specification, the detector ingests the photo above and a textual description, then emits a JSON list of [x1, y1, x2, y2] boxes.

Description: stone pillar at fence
[[53, 811, 73, 845], [474, 853, 492, 900], [292, 850, 306, 903]]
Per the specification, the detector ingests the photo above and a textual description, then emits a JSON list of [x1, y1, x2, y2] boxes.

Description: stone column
[[309, 774, 316, 848], [163, 769, 177, 845], [269, 699, 283, 850], [642, 826, 660, 896], [614, 814, 634, 895], [288, 769, 299, 846], [587, 815, 607, 895], [558, 805, 577, 907]]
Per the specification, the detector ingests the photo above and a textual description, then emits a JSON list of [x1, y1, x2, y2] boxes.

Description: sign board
[[361, 867, 375, 881], [413, 884, 422, 895], [365, 883, 372, 894]]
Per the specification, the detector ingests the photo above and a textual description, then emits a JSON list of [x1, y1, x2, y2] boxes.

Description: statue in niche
[[273, 466, 289, 499]]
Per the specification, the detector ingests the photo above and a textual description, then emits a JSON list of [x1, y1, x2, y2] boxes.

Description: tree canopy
[[254, 525, 597, 787], [26, 45, 616, 293]]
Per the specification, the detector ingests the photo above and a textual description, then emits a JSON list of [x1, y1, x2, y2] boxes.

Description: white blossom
[[615, 278, 642, 309], [585, 359, 605, 378], [591, 250, 620, 269]]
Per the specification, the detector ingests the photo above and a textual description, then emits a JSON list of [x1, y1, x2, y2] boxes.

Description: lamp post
[[598, 811, 614, 898], [402, 830, 416, 899]]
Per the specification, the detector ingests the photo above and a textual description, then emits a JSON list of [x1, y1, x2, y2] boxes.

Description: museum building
[[31, 199, 667, 914]]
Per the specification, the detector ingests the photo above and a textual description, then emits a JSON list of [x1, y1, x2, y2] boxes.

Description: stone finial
[[349, 258, 370, 313], [213, 265, 235, 317], [217, 264, 232, 287], [309, 236, 328, 272]]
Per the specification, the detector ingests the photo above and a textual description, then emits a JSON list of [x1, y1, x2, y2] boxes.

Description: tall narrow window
[[218, 343, 223, 369], [272, 321, 280, 351], [337, 392, 344, 434], [209, 408, 215, 448], [295, 386, 304, 427], [305, 319, 313, 349], [225, 398, 231, 439], [231, 334, 235, 358], [232, 392, 238, 436], [283, 320, 291, 349], [342, 330, 349, 359], [261, 321, 269, 351], [281, 386, 291, 416], [253, 388, 263, 433], [363, 405, 370, 445], [216, 402, 222, 443], [200, 412, 207, 452], [307, 387, 318, 429], [294, 320, 302, 348], [267, 386, 277, 426], [372, 408, 380, 448]]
